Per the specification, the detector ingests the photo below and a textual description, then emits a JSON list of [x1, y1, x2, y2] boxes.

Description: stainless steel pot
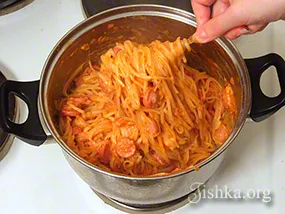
[[1, 5, 285, 206]]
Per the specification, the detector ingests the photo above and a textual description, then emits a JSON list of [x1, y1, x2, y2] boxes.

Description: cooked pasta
[[56, 37, 237, 176]]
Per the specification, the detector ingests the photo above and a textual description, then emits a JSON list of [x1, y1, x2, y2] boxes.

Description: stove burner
[[0, 72, 19, 161], [0, 0, 34, 16], [92, 184, 205, 214], [81, 0, 193, 18]]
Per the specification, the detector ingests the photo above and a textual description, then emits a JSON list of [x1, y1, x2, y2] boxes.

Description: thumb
[[193, 6, 246, 43]]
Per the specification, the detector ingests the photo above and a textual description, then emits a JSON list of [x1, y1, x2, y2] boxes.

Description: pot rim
[[39, 4, 251, 181]]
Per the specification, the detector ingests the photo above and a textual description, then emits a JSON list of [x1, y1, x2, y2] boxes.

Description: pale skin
[[191, 0, 285, 43]]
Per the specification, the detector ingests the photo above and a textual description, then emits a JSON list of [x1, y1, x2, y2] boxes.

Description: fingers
[[246, 24, 269, 33], [191, 0, 284, 43], [224, 24, 269, 40], [212, 0, 230, 18], [191, 0, 216, 26], [193, 5, 247, 43], [224, 26, 248, 40]]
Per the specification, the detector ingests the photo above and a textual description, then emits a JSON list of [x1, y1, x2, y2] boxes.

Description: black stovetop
[[0, 0, 21, 9], [82, 0, 193, 17]]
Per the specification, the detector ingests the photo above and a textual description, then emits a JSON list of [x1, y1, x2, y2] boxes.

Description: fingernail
[[240, 28, 250, 35], [193, 30, 209, 43]]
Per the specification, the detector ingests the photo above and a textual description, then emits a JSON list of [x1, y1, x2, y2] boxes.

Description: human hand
[[191, 0, 285, 43]]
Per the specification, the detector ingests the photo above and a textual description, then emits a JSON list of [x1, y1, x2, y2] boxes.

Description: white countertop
[[0, 1, 284, 213]]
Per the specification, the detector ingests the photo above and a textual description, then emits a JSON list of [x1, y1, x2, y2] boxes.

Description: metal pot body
[[41, 5, 249, 205], [63, 149, 224, 205], [1, 5, 285, 206]]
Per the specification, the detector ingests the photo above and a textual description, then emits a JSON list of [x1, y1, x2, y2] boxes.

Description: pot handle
[[0, 80, 47, 146], [245, 53, 285, 122]]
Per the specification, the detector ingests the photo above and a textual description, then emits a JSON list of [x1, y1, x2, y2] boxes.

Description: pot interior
[[41, 5, 249, 178]]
